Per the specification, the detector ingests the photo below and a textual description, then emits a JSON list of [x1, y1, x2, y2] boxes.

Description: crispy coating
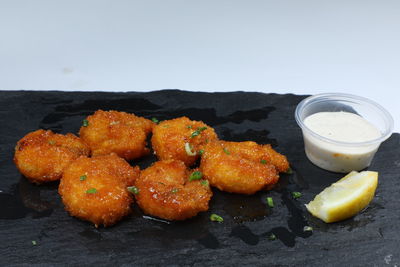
[[79, 110, 154, 160], [200, 141, 280, 195], [14, 129, 90, 184], [135, 160, 213, 220], [219, 141, 290, 173], [151, 117, 218, 166], [59, 154, 140, 227]]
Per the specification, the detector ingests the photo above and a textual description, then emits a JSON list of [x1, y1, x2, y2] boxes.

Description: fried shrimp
[[79, 110, 154, 161], [59, 154, 140, 227], [200, 141, 280, 195], [218, 141, 290, 173], [151, 117, 218, 166], [134, 160, 212, 220], [14, 129, 90, 184]]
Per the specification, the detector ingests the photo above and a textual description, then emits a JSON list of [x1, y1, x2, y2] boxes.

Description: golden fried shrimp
[[59, 154, 140, 227], [200, 141, 279, 195], [151, 117, 218, 166], [79, 110, 154, 161], [14, 129, 90, 184], [134, 160, 212, 221], [218, 141, 290, 173]]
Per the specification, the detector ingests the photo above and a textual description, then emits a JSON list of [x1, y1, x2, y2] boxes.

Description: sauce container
[[295, 93, 394, 173]]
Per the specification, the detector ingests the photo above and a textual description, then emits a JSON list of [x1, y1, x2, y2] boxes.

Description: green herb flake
[[48, 140, 55, 145], [32, 240, 37, 245], [303, 226, 313, 232], [198, 149, 204, 155], [82, 119, 89, 127], [210, 213, 224, 223], [151, 117, 159, 124], [86, 188, 97, 194], [80, 175, 87, 181], [268, 233, 276, 241], [285, 167, 293, 174], [191, 127, 207, 138], [292, 192, 302, 199], [127, 186, 139, 195], [186, 125, 192, 129], [200, 180, 209, 186], [171, 188, 179, 193], [260, 159, 267, 164], [184, 142, 196, 156], [223, 148, 230, 155], [266, 197, 274, 208], [189, 171, 203, 181]]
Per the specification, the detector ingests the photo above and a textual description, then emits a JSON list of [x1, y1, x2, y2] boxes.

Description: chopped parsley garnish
[[260, 159, 267, 164], [186, 125, 192, 129], [268, 233, 276, 241], [171, 188, 179, 193], [48, 140, 55, 145], [79, 175, 87, 181], [198, 149, 204, 155], [210, 213, 223, 223], [127, 186, 139, 195], [292, 192, 302, 199], [82, 119, 89, 127], [189, 171, 203, 181], [151, 117, 159, 124], [303, 226, 313, 232], [266, 197, 274, 208], [191, 127, 207, 138], [184, 142, 196, 156], [32, 240, 37, 245], [86, 188, 97, 194], [285, 167, 293, 174], [223, 148, 230, 155], [200, 180, 209, 186]]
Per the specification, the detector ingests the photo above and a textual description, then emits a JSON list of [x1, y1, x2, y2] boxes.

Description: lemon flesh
[[305, 171, 378, 223]]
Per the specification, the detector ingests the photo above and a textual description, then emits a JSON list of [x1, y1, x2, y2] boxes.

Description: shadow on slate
[[0, 90, 399, 266]]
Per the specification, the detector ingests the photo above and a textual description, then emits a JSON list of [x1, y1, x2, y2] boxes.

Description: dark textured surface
[[0, 90, 399, 266]]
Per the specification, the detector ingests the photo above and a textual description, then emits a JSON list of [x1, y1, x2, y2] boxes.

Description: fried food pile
[[14, 110, 289, 227]]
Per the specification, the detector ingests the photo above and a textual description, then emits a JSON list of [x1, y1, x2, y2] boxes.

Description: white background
[[0, 0, 398, 132]]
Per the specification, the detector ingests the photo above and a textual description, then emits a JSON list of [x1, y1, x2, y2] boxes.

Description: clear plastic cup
[[295, 93, 394, 173]]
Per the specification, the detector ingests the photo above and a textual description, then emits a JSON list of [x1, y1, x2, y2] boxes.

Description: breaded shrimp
[[59, 154, 140, 227], [200, 141, 279, 195], [219, 141, 290, 173], [14, 129, 90, 184], [79, 110, 154, 161], [151, 117, 218, 166], [134, 160, 212, 220]]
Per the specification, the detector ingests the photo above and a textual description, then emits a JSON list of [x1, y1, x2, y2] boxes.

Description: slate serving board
[[0, 90, 399, 266]]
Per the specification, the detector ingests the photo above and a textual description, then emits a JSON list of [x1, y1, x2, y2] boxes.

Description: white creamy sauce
[[302, 111, 382, 173], [304, 112, 381, 143]]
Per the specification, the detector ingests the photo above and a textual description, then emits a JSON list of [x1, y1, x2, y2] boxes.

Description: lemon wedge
[[305, 171, 378, 223]]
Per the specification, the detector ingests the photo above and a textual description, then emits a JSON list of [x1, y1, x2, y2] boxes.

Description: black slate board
[[1, 90, 399, 266]]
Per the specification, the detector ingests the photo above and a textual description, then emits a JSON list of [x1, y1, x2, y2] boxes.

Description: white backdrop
[[0, 0, 398, 131]]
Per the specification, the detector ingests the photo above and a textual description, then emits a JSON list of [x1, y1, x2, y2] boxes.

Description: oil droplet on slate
[[223, 193, 269, 223], [0, 192, 31, 219], [197, 232, 220, 249], [0, 180, 53, 220], [230, 225, 259, 246]]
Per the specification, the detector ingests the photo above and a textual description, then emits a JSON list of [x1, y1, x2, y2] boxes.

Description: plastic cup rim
[[295, 93, 394, 147]]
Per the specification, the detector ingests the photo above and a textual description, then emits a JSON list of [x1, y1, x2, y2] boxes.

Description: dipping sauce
[[302, 111, 382, 173]]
